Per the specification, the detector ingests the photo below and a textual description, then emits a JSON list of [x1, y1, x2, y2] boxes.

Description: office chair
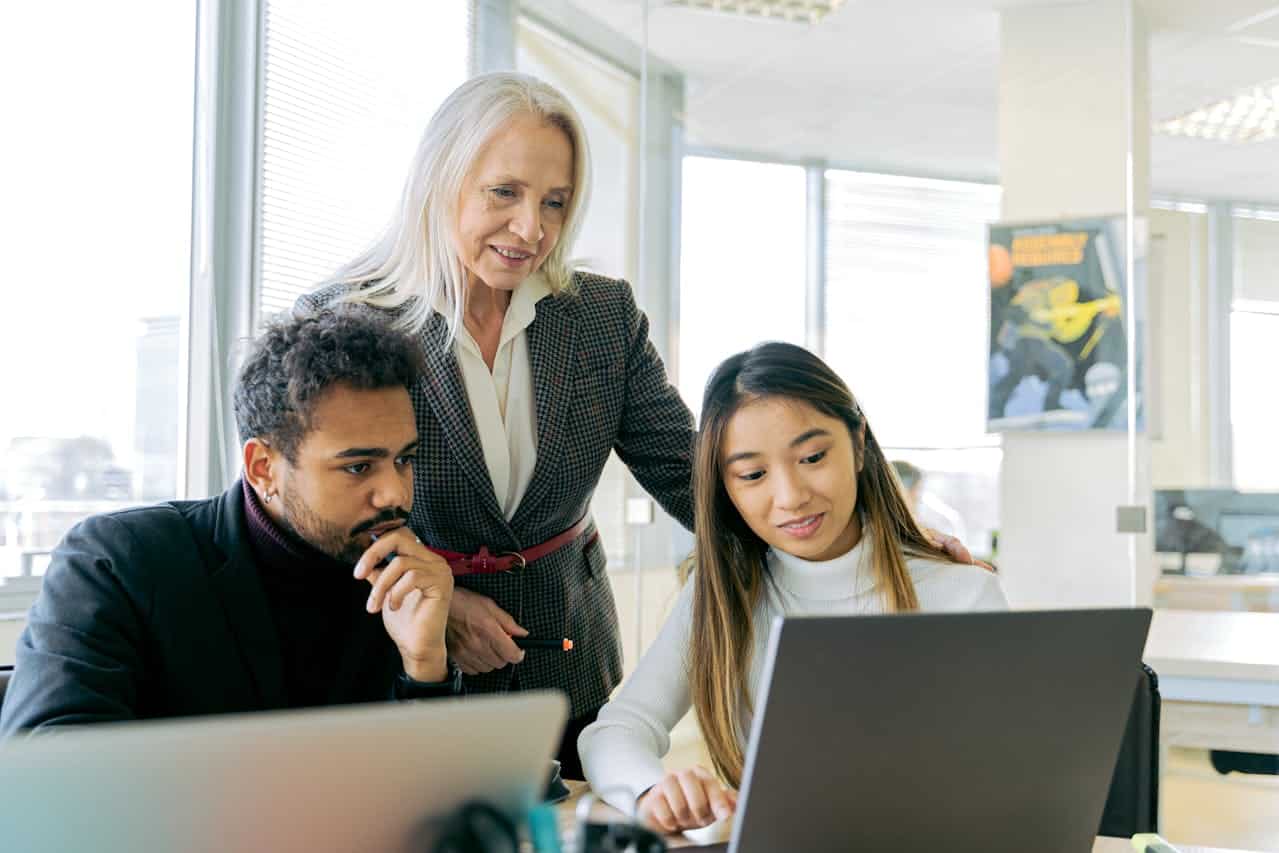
[[1098, 665, 1160, 837], [1209, 749, 1279, 776]]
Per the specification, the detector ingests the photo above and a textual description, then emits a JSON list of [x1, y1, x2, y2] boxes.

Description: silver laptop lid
[[731, 609, 1151, 853], [0, 691, 567, 853]]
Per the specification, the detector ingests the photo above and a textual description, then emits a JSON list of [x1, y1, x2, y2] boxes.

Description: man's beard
[[277, 489, 365, 564]]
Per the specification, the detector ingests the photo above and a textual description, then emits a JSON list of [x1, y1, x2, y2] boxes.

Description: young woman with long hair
[[578, 342, 1006, 832]]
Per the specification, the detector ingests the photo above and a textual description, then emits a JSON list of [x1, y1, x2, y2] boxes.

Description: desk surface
[[1093, 842, 1250, 853], [1156, 575, 1279, 591], [1146, 609, 1279, 682], [556, 784, 1259, 852]]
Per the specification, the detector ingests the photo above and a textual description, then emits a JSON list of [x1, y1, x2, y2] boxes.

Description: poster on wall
[[987, 216, 1146, 431]]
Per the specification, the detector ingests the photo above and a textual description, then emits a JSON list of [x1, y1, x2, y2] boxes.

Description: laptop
[[0, 691, 567, 853], [714, 609, 1151, 853]]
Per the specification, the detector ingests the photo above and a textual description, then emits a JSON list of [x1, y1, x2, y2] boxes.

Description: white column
[[996, 0, 1155, 608]]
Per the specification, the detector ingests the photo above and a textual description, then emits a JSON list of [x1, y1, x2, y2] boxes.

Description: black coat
[[0, 485, 414, 734]]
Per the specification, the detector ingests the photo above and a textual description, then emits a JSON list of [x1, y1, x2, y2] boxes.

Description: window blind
[[823, 169, 1001, 448], [257, 0, 469, 323]]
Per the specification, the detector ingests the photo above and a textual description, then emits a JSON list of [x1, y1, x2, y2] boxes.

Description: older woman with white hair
[[298, 72, 695, 777], [299, 71, 975, 777]]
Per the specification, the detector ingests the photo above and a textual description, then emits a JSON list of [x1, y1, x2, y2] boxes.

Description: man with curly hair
[[2, 308, 461, 735]]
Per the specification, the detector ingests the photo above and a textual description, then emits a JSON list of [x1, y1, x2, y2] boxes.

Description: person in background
[[1154, 497, 1228, 573], [891, 459, 969, 544], [1, 308, 460, 735], [578, 343, 1006, 833]]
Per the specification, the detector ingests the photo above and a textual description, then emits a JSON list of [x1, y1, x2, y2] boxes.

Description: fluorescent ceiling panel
[[1158, 78, 1279, 143], [662, 0, 846, 25]]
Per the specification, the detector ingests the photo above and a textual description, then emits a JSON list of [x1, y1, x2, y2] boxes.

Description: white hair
[[331, 72, 592, 338]]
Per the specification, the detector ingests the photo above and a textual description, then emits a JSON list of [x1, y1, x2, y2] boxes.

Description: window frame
[[186, 0, 263, 500]]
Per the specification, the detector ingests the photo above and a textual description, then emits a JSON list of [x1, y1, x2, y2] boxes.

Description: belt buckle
[[498, 551, 526, 574]]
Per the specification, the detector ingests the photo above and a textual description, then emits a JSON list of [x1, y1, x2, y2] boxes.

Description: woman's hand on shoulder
[[637, 766, 736, 833], [924, 528, 995, 573]]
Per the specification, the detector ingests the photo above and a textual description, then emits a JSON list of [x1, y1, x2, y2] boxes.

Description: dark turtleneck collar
[[239, 479, 456, 706], [241, 478, 378, 709], [240, 478, 354, 589]]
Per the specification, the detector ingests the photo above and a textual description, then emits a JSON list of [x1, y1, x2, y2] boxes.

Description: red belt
[[429, 516, 595, 576]]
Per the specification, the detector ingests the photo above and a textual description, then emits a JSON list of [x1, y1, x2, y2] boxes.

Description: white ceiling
[[560, 0, 1279, 203]]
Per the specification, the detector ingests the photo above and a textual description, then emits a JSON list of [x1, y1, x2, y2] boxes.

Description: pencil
[[514, 637, 574, 651]]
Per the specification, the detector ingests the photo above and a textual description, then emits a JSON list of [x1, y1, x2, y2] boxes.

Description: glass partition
[[560, 0, 1144, 632], [1149, 12, 1279, 616], [527, 0, 1147, 787]]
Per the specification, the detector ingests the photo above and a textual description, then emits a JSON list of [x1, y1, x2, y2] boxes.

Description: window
[[823, 170, 1002, 555], [0, 2, 198, 655], [256, 0, 470, 322], [1231, 209, 1279, 491], [823, 169, 1001, 447], [678, 156, 808, 417], [517, 17, 637, 286], [1231, 309, 1279, 491]]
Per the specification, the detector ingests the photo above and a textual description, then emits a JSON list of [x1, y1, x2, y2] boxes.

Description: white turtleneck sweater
[[578, 539, 1008, 810]]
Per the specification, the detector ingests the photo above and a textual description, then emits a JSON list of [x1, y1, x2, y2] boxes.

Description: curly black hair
[[233, 306, 424, 463]]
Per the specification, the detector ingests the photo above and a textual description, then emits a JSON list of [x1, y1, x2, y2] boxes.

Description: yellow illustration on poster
[[987, 217, 1146, 431]]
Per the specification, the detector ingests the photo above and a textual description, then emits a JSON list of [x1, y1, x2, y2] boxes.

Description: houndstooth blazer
[[298, 272, 696, 717]]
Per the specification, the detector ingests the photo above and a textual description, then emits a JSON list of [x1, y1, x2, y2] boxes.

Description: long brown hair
[[688, 342, 952, 787]]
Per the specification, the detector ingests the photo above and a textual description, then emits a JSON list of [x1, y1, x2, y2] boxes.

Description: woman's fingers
[[638, 767, 737, 834], [446, 589, 514, 672], [451, 650, 487, 675], [692, 766, 736, 820], [659, 776, 693, 827], [639, 790, 677, 834], [676, 770, 716, 826], [925, 529, 995, 571]]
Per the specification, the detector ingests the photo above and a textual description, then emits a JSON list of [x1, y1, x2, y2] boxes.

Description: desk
[[556, 784, 1260, 852], [1154, 575, 1279, 613], [1145, 610, 1279, 755]]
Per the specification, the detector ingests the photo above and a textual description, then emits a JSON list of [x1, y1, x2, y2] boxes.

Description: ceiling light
[[1157, 78, 1279, 144], [663, 0, 846, 25]]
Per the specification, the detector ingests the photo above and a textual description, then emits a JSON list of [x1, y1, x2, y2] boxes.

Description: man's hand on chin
[[353, 526, 454, 682]]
